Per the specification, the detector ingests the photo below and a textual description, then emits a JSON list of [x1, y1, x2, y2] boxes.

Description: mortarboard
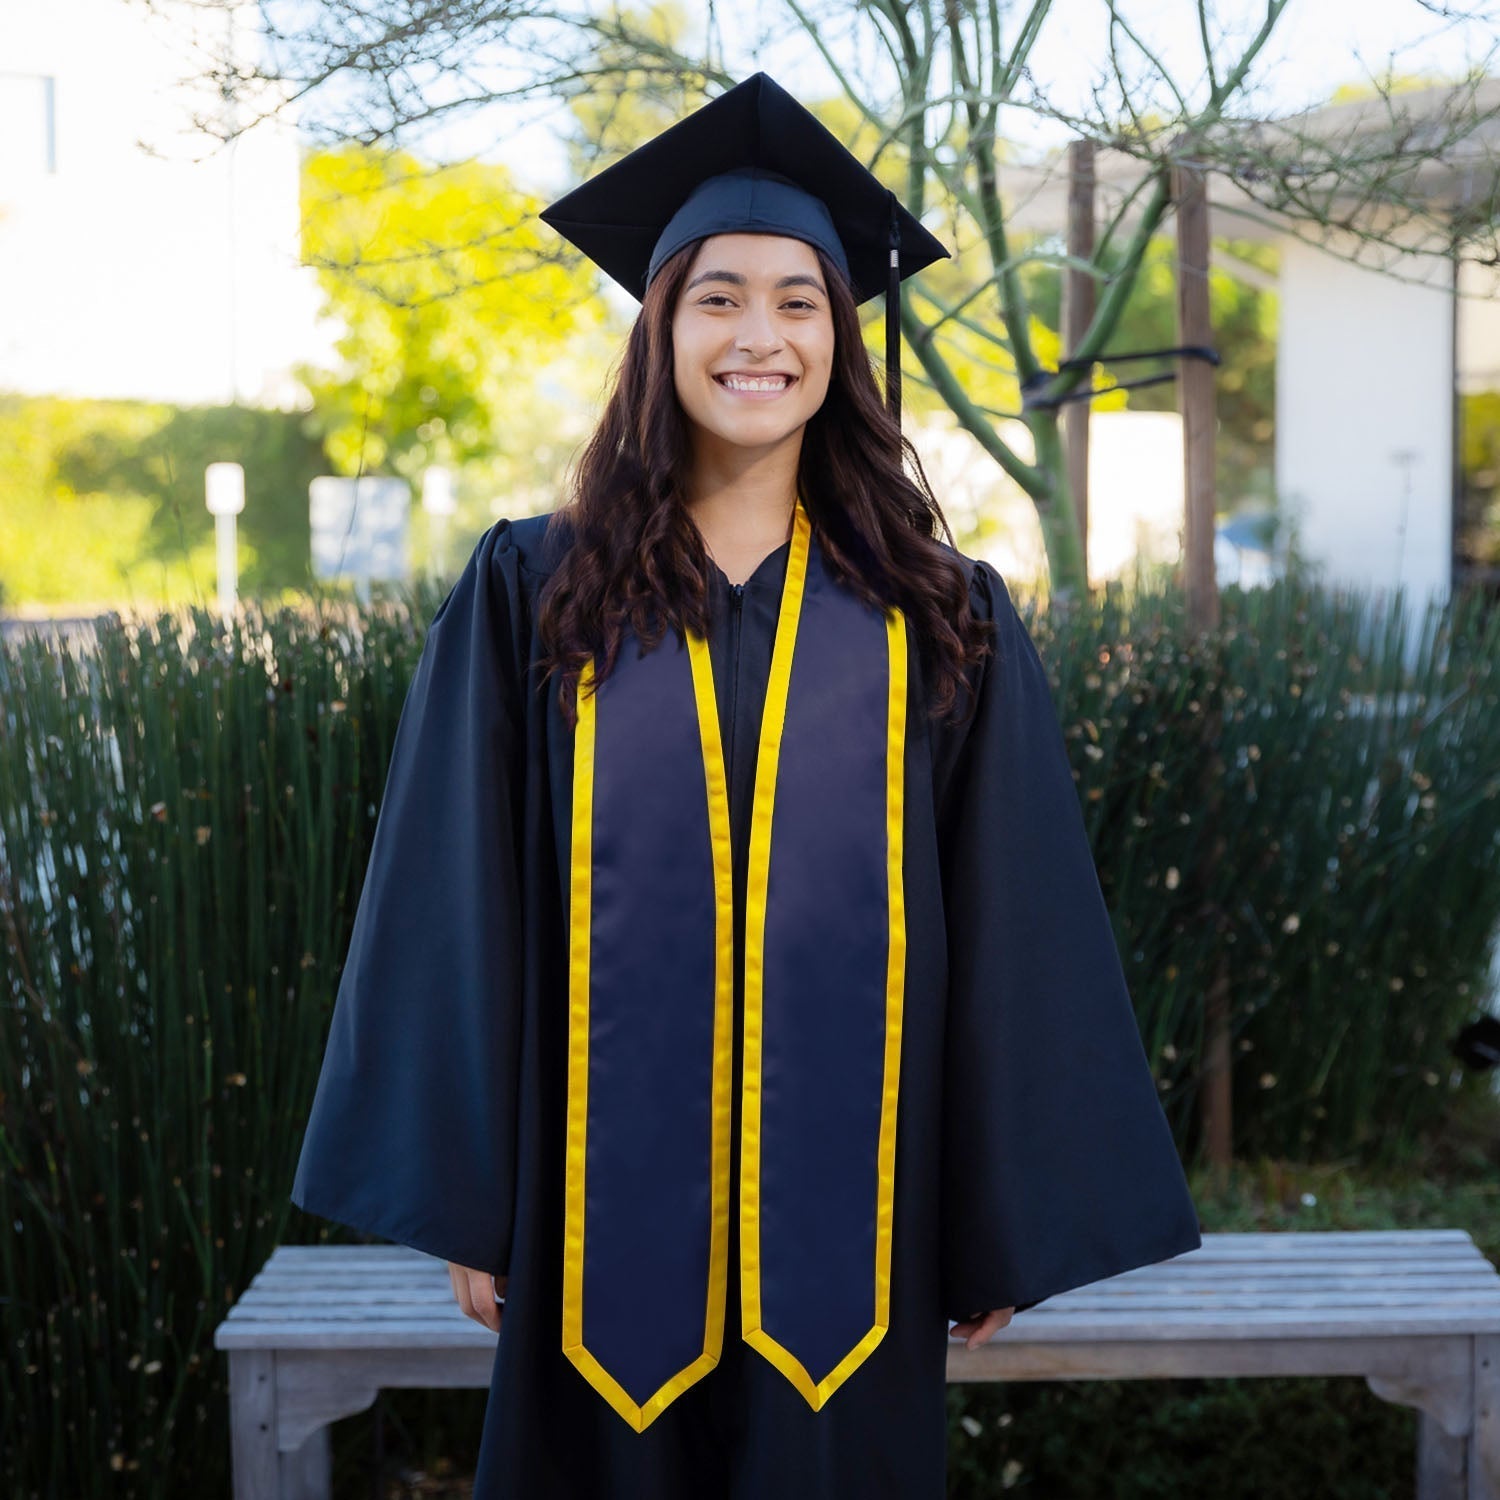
[[539, 71, 950, 422]]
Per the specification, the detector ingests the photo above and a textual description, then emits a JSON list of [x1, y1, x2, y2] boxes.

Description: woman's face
[[670, 232, 836, 460]]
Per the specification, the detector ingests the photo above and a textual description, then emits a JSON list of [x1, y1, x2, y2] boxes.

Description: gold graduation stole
[[562, 498, 908, 1432]]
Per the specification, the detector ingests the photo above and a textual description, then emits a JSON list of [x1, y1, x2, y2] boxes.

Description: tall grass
[[0, 592, 432, 1496], [1040, 575, 1500, 1157], [1, 571, 1498, 1495]]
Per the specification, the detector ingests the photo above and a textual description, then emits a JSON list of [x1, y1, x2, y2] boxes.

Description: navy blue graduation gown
[[290, 510, 1202, 1498]]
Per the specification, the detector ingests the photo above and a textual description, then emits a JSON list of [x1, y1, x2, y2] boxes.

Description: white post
[[205, 462, 246, 622], [421, 465, 456, 580]]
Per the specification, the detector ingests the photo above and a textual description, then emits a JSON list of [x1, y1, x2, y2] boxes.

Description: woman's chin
[[694, 416, 807, 456]]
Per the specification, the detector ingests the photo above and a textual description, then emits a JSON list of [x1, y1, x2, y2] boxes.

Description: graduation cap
[[539, 72, 950, 422]]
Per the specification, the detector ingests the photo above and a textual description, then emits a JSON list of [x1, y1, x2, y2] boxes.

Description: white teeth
[[720, 374, 790, 392]]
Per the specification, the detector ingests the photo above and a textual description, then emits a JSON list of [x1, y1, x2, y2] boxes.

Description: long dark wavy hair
[[534, 236, 995, 728]]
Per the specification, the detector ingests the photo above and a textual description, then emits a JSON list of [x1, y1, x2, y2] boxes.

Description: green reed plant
[[1024, 574, 1500, 1160], [0, 590, 436, 1497]]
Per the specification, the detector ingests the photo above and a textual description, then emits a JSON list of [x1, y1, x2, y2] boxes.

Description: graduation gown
[[290, 509, 1202, 1499]]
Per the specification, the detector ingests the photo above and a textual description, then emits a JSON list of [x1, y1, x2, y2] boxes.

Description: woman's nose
[[735, 304, 782, 357]]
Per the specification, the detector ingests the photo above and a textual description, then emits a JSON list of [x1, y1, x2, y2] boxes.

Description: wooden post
[[1173, 160, 1218, 634], [1173, 157, 1232, 1177], [1065, 139, 1096, 585]]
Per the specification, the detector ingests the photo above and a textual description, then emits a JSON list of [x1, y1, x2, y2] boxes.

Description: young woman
[[291, 73, 1202, 1499]]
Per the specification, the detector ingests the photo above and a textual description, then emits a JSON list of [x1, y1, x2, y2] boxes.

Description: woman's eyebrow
[[685, 269, 827, 294]]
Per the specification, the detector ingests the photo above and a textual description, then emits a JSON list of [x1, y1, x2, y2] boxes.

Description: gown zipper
[[727, 581, 744, 784], [726, 577, 746, 1354]]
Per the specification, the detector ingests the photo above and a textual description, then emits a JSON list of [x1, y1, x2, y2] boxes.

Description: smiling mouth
[[714, 372, 797, 395]]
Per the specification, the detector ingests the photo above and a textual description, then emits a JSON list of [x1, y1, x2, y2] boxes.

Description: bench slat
[[219, 1272, 1500, 1320], [244, 1270, 1474, 1301], [261, 1229, 1482, 1263], [216, 1234, 1500, 1352], [214, 1303, 1500, 1350], [248, 1256, 1497, 1288]]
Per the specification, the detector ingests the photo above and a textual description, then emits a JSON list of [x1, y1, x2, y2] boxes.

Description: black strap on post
[[1021, 344, 1220, 411]]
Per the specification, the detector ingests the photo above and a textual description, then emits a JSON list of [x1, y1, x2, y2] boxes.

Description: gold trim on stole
[[739, 504, 908, 1408], [564, 497, 908, 1427], [562, 652, 736, 1432]]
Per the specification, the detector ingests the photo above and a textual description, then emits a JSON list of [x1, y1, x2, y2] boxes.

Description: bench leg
[[1368, 1347, 1481, 1500], [1473, 1335, 1498, 1500], [1419, 1413, 1468, 1500], [1413, 1336, 1500, 1500], [229, 1351, 281, 1500], [228, 1350, 333, 1500], [280, 1427, 331, 1500]]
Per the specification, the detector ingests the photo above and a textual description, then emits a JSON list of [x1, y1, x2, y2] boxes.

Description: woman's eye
[[695, 294, 819, 311]]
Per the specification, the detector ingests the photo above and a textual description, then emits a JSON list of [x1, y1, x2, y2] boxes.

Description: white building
[[0, 0, 328, 408]]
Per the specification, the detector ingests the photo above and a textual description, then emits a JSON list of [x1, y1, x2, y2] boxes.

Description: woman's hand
[[448, 1261, 508, 1334], [951, 1306, 1014, 1350]]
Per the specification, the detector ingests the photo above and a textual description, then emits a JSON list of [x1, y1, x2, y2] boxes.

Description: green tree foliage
[[0, 396, 324, 610], [1459, 390, 1500, 569], [297, 145, 608, 526]]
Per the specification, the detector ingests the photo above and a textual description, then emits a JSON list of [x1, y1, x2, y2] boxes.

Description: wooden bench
[[214, 1230, 1500, 1500]]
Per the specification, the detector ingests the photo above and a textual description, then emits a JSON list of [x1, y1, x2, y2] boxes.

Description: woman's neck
[[683, 435, 801, 555]]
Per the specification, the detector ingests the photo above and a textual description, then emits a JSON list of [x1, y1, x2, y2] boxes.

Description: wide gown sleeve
[[936, 559, 1202, 1320], [290, 520, 527, 1277]]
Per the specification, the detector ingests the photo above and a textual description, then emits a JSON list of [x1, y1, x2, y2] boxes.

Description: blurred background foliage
[[0, 397, 324, 610], [296, 143, 609, 505], [1460, 390, 1500, 569]]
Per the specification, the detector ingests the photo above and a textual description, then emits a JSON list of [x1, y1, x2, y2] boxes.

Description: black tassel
[[886, 191, 902, 425]]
